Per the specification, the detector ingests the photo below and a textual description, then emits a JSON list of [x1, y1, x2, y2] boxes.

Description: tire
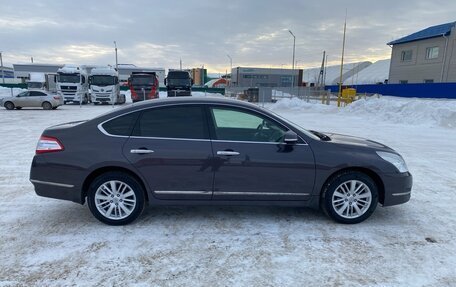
[[321, 171, 378, 224], [42, 102, 52, 110], [4, 101, 15, 110], [87, 172, 145, 225], [52, 107, 58, 110], [82, 95, 89, 105]]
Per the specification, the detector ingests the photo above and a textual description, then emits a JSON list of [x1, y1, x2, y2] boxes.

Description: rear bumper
[[30, 156, 84, 204], [31, 179, 83, 204], [381, 172, 413, 206]]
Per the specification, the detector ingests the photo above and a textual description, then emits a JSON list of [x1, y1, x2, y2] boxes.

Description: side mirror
[[283, 130, 298, 144]]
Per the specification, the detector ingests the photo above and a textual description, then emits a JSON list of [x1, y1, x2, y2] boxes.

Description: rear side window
[[102, 112, 139, 136], [133, 106, 208, 139]]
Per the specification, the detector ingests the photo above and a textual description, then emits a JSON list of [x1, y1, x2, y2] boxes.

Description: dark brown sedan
[[30, 97, 412, 225]]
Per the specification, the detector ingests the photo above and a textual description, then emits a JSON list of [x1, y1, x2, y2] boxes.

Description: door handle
[[130, 149, 154, 154], [217, 151, 240, 156]]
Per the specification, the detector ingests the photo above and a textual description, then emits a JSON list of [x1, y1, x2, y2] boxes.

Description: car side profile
[[1, 90, 63, 110], [30, 97, 412, 225]]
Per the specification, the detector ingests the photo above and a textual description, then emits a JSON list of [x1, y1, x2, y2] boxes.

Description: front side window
[[210, 107, 286, 142], [401, 50, 413, 62], [133, 106, 208, 139], [17, 91, 29, 97], [426, 47, 439, 59]]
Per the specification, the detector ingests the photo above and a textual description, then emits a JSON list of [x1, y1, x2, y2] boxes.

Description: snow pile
[[0, 86, 25, 99], [343, 59, 390, 85], [343, 97, 456, 128], [269, 96, 456, 128], [269, 97, 337, 113]]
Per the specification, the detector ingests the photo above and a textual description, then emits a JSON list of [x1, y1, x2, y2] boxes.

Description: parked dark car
[[30, 97, 412, 225]]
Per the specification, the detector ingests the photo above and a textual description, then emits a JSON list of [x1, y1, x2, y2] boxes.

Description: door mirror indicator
[[284, 130, 298, 144]]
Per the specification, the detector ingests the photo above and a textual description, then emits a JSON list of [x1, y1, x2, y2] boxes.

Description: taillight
[[36, 136, 64, 154], [53, 96, 61, 100]]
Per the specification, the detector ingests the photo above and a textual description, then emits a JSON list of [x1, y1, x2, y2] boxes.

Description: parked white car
[[1, 90, 63, 110]]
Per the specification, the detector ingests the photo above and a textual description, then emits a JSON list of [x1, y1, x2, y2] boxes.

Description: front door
[[208, 106, 315, 201], [122, 105, 214, 200]]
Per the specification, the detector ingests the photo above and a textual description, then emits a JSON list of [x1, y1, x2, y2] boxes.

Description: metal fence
[[225, 86, 334, 103]]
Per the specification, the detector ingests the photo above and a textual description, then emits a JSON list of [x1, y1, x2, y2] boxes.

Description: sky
[[1, 0, 456, 74]]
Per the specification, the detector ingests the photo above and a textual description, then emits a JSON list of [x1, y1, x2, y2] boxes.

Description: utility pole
[[338, 11, 347, 107], [180, 58, 182, 70], [31, 57, 34, 63], [317, 51, 326, 88], [288, 30, 296, 88], [0, 51, 4, 84], [114, 41, 118, 70], [226, 54, 232, 87]]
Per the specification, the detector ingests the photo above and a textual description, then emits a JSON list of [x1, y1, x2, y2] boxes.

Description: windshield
[[91, 75, 116, 86], [168, 78, 191, 86], [131, 76, 156, 86], [27, 82, 44, 89], [58, 74, 80, 83]]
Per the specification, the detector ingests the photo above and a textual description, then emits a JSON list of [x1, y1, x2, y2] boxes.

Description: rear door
[[122, 105, 214, 200], [30, 91, 46, 107], [208, 105, 315, 201]]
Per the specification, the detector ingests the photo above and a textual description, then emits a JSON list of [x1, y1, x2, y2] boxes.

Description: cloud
[[1, 0, 455, 73]]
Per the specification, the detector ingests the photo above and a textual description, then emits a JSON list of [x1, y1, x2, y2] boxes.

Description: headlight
[[376, 151, 409, 173]]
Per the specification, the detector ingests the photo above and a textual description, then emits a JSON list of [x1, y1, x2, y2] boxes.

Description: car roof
[[93, 96, 264, 122]]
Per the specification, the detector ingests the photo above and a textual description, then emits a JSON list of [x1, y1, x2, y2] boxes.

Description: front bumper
[[381, 172, 413, 206]]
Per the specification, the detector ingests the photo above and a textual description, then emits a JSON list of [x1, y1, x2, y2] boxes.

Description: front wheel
[[87, 172, 145, 225], [4, 101, 15, 110], [321, 171, 378, 224]]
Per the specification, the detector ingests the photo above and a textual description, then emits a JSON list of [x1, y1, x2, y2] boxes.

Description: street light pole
[[0, 51, 5, 84], [226, 54, 232, 86], [288, 30, 296, 88], [114, 41, 118, 70]]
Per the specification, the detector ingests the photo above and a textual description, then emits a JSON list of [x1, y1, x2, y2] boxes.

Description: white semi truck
[[27, 72, 58, 92], [56, 65, 90, 104], [89, 66, 125, 105]]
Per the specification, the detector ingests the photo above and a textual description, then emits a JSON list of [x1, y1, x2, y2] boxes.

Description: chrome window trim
[[213, 191, 310, 196], [96, 101, 309, 144], [30, 179, 74, 188]]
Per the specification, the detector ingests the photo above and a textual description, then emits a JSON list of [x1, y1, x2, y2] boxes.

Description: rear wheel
[[87, 172, 145, 225], [4, 101, 15, 110], [321, 171, 378, 224], [42, 101, 52, 110]]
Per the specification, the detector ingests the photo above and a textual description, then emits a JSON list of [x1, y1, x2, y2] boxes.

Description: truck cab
[[56, 65, 89, 104], [128, 72, 159, 102], [164, 70, 193, 97], [89, 67, 124, 105]]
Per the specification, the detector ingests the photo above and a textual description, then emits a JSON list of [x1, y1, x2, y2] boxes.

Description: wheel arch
[[4, 101, 15, 108], [81, 166, 149, 204], [320, 167, 385, 205]]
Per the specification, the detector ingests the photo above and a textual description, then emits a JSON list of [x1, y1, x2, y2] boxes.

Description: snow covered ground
[[1, 88, 456, 286]]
